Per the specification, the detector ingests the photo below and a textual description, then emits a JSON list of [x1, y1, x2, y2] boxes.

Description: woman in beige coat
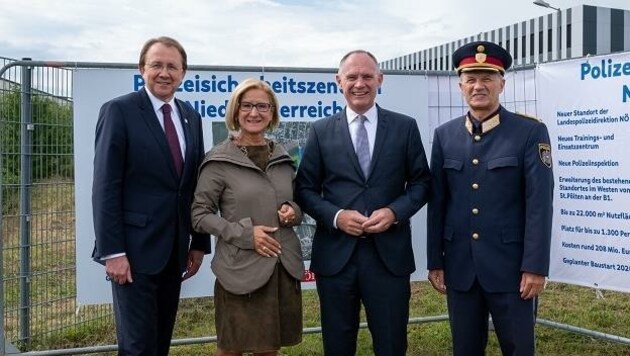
[[191, 78, 304, 356]]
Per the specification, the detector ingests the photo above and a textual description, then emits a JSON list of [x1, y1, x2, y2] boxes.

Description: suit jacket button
[[472, 208, 479, 215], [472, 183, 479, 190], [472, 232, 480, 240], [474, 135, 481, 142], [472, 158, 480, 165]]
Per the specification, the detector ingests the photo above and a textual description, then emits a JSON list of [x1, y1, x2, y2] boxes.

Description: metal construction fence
[[1, 57, 629, 355], [0, 57, 114, 354]]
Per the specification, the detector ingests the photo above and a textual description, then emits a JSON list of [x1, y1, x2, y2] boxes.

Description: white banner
[[74, 68, 430, 305], [539, 52, 630, 292]]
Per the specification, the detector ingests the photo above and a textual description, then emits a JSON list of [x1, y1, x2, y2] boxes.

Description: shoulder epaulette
[[515, 111, 541, 122]]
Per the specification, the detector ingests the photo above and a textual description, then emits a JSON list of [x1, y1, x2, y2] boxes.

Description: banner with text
[[74, 68, 430, 305], [538, 52, 630, 292]]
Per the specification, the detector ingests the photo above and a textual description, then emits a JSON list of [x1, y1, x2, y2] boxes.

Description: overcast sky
[[1, 0, 629, 68]]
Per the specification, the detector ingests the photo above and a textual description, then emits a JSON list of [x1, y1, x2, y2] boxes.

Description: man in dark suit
[[427, 41, 553, 356], [92, 36, 210, 356], [295, 50, 431, 356]]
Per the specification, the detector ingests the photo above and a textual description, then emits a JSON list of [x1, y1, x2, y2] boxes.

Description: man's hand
[[428, 269, 447, 294], [520, 272, 545, 299], [182, 250, 205, 281], [362, 208, 396, 234], [105, 255, 133, 285], [337, 210, 368, 236]]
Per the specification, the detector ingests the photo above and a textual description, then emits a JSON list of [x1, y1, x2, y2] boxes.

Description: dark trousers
[[111, 249, 182, 356], [447, 280, 536, 356], [316, 238, 410, 356]]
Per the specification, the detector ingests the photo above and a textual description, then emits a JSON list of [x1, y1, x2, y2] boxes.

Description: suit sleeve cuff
[[101, 252, 126, 261], [333, 209, 343, 229]]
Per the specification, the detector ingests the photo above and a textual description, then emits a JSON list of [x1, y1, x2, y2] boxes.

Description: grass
[[3, 183, 630, 355], [31, 282, 629, 355]]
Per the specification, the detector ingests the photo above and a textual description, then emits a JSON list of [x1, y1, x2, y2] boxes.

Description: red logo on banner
[[302, 270, 316, 282]]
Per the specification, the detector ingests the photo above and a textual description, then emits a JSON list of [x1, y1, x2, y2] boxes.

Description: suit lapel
[[369, 106, 388, 178], [337, 109, 367, 181], [174, 99, 193, 186], [137, 88, 180, 182]]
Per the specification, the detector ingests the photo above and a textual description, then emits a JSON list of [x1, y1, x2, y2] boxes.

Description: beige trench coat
[[191, 138, 304, 294]]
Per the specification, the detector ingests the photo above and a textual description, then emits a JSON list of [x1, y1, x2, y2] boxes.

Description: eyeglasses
[[239, 102, 273, 112], [145, 62, 182, 73]]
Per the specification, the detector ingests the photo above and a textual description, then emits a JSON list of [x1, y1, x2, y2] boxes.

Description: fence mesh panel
[[1, 57, 113, 351]]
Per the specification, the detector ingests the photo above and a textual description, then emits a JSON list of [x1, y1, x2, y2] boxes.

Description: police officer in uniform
[[426, 41, 554, 356]]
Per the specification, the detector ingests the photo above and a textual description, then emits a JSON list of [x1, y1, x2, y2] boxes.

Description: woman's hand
[[278, 203, 296, 227], [253, 225, 281, 257]]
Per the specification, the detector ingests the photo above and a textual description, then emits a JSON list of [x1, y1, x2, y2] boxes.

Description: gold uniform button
[[472, 233, 480, 240], [474, 135, 481, 142], [472, 208, 479, 215], [472, 158, 479, 165], [472, 183, 479, 190]]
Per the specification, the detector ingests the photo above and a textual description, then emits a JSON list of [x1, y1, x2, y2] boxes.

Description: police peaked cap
[[452, 41, 512, 75]]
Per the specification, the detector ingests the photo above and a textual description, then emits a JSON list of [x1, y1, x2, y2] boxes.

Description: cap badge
[[475, 45, 487, 63]]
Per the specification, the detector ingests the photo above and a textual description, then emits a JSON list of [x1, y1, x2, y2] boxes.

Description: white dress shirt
[[346, 105, 377, 158], [145, 88, 187, 159], [333, 104, 379, 229]]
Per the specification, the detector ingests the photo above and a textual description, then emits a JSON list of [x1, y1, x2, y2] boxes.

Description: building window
[[611, 9, 625, 52]]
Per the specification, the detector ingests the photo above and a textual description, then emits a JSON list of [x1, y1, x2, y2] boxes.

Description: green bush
[[1, 86, 73, 214]]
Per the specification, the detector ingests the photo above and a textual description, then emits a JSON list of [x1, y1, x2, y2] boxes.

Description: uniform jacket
[[92, 88, 210, 274], [191, 138, 304, 295], [295, 106, 432, 277], [427, 106, 554, 293]]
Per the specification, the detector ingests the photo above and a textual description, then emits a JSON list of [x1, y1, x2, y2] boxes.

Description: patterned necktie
[[162, 104, 183, 177], [355, 115, 371, 178]]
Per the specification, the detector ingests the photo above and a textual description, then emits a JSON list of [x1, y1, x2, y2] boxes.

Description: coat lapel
[[369, 105, 389, 178], [175, 99, 193, 186], [136, 88, 180, 182]]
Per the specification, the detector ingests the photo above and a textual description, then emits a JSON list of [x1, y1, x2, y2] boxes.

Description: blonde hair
[[225, 78, 280, 131]]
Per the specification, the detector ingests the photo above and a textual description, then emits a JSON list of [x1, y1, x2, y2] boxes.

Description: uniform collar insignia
[[465, 113, 501, 135]]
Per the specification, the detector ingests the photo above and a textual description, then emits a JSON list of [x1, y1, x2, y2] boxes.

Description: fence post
[[1, 139, 4, 355], [19, 58, 33, 345]]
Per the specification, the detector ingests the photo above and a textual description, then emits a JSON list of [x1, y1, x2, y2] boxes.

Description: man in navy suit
[[427, 41, 553, 356], [92, 36, 210, 356], [296, 50, 431, 356]]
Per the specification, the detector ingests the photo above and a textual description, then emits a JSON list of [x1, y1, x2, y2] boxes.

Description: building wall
[[382, 5, 629, 71]]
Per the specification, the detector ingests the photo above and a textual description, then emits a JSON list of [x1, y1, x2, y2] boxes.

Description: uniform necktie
[[355, 115, 371, 178], [162, 104, 183, 177]]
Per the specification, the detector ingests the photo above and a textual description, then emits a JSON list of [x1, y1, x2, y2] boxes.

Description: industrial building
[[382, 4, 630, 71]]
